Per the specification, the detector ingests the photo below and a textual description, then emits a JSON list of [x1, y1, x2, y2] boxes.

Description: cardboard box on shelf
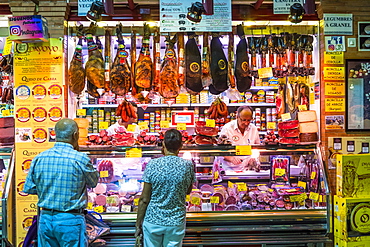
[[337, 154, 370, 198], [334, 196, 370, 242]]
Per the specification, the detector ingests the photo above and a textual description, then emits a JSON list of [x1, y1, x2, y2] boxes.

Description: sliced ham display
[[97, 160, 114, 183], [210, 33, 228, 93], [85, 23, 105, 89], [68, 25, 85, 95], [279, 137, 300, 144], [110, 24, 132, 96], [235, 25, 252, 92], [278, 128, 300, 138], [195, 121, 218, 136], [159, 35, 180, 99], [278, 120, 299, 130], [195, 135, 215, 145], [185, 32, 203, 94]]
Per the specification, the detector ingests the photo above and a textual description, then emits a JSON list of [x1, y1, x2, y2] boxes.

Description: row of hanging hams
[[68, 23, 314, 102]]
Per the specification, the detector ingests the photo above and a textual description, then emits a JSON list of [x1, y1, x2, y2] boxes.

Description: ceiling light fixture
[[86, 0, 106, 22], [288, 3, 305, 24]]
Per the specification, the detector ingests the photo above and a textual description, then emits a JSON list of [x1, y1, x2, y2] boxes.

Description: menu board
[[160, 0, 232, 32], [13, 38, 64, 245]]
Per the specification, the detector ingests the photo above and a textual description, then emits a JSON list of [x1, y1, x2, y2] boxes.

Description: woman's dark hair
[[164, 129, 183, 153]]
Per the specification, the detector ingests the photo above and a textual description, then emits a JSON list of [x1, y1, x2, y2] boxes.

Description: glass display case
[[82, 143, 331, 246]]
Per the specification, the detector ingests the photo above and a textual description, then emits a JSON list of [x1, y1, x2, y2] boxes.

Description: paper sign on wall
[[325, 98, 345, 112], [325, 82, 345, 96], [323, 67, 345, 80], [323, 14, 353, 35], [273, 0, 304, 14], [323, 52, 344, 65]]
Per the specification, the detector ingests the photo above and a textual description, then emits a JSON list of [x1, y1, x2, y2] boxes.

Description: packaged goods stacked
[[334, 154, 370, 246]]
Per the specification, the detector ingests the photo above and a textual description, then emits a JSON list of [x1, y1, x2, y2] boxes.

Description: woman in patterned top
[[135, 129, 195, 247]]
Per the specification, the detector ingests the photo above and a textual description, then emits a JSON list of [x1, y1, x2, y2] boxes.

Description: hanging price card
[[236, 182, 247, 191], [191, 196, 201, 205], [206, 119, 215, 127], [127, 124, 137, 132], [177, 123, 187, 130], [76, 109, 86, 116], [121, 205, 131, 212], [134, 198, 140, 206], [210, 196, 220, 203], [319, 195, 323, 202], [290, 195, 301, 202], [275, 168, 286, 176], [213, 170, 219, 180], [298, 105, 308, 111], [309, 192, 319, 201], [298, 181, 307, 189], [94, 206, 104, 213], [160, 120, 170, 128], [99, 121, 109, 130], [186, 195, 190, 202], [1, 109, 10, 117], [100, 170, 109, 178], [258, 67, 273, 78], [235, 145, 251, 155], [87, 202, 93, 210], [281, 113, 291, 121], [300, 193, 308, 201], [310, 172, 317, 179], [267, 122, 276, 130], [138, 122, 149, 130], [126, 148, 142, 158]]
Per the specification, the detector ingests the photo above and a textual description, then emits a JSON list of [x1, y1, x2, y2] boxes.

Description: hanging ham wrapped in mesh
[[209, 33, 228, 94], [235, 24, 252, 92], [110, 24, 132, 96], [159, 35, 180, 99], [68, 25, 85, 95]]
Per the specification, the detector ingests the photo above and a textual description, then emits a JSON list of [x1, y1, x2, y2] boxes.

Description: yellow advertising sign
[[325, 82, 345, 96], [257, 67, 273, 78], [325, 98, 345, 112], [176, 123, 187, 130], [14, 38, 64, 246], [323, 52, 344, 65], [235, 145, 252, 155], [323, 67, 345, 80]]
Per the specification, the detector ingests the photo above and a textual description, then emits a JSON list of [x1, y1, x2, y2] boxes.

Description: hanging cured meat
[[185, 32, 203, 95], [104, 28, 111, 92], [228, 32, 236, 89], [159, 35, 180, 99], [68, 25, 85, 95], [201, 32, 212, 87], [135, 23, 152, 90], [210, 33, 228, 93], [152, 27, 161, 92], [110, 24, 132, 96], [87, 79, 99, 98], [177, 32, 185, 87], [85, 23, 105, 89]]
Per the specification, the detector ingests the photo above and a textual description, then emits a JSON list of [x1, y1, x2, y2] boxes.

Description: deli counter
[[82, 143, 332, 246]]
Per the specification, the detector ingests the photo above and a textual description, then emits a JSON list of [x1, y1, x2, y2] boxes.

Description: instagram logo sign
[[10, 25, 21, 36]]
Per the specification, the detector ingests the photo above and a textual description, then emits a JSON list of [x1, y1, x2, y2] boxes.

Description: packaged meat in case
[[270, 156, 290, 183]]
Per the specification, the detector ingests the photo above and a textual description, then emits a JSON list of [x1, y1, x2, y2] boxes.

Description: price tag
[[134, 198, 140, 206], [298, 105, 308, 111], [160, 120, 170, 128], [213, 170, 219, 180], [138, 122, 148, 130], [228, 181, 234, 188], [2, 37, 12, 56], [236, 182, 247, 191], [206, 119, 215, 127], [300, 193, 308, 201], [298, 181, 307, 189], [309, 192, 319, 201], [126, 148, 142, 158], [121, 205, 131, 212], [267, 122, 276, 130], [87, 202, 93, 210], [281, 113, 291, 121], [203, 157, 211, 163], [106, 196, 116, 205], [191, 196, 201, 205], [94, 206, 104, 213], [275, 168, 286, 176], [257, 67, 273, 78], [268, 189, 274, 193], [100, 170, 109, 178], [177, 123, 187, 130], [310, 172, 317, 180], [186, 195, 190, 202], [290, 195, 300, 202], [210, 196, 220, 203], [319, 195, 323, 202], [127, 124, 137, 132], [76, 109, 86, 116], [99, 121, 109, 130], [1, 109, 10, 117], [235, 145, 252, 155]]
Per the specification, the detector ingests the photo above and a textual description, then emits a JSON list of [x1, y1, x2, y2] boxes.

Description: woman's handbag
[[134, 234, 143, 247]]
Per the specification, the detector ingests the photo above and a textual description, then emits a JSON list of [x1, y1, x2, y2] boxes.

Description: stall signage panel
[[273, 0, 304, 14], [324, 52, 344, 65], [323, 14, 353, 35], [325, 82, 345, 96], [78, 0, 94, 16], [160, 0, 232, 32], [8, 15, 48, 42], [324, 36, 346, 52], [325, 98, 345, 112], [323, 67, 345, 80]]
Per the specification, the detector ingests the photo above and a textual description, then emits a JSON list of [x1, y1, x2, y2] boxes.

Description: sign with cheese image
[[32, 107, 47, 122], [48, 84, 62, 99], [48, 107, 62, 122], [32, 84, 46, 100], [16, 108, 31, 122], [33, 128, 47, 143]]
